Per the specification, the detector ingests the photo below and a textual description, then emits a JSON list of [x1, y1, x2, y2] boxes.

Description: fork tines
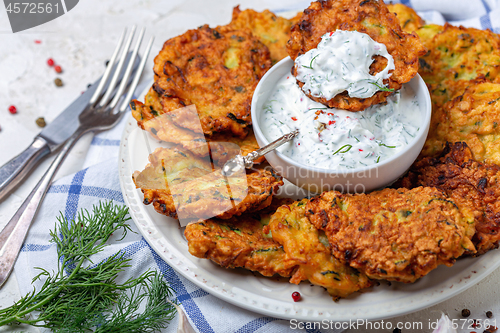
[[89, 26, 154, 113]]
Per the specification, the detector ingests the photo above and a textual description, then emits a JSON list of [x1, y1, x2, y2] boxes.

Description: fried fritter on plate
[[267, 199, 373, 300], [133, 147, 283, 221], [416, 24, 500, 110], [287, 0, 426, 111], [131, 89, 263, 165], [421, 80, 500, 162], [185, 198, 298, 277], [395, 142, 500, 255], [229, 6, 294, 64], [417, 24, 500, 86], [387, 3, 425, 34], [306, 187, 476, 283], [410, 24, 500, 158], [149, 24, 271, 138]]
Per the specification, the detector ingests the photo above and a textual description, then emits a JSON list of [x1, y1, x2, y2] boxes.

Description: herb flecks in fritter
[[387, 3, 425, 34], [268, 199, 373, 300], [229, 6, 295, 65], [185, 198, 297, 277], [306, 187, 475, 283], [149, 24, 271, 138], [131, 89, 264, 165], [395, 142, 500, 255], [133, 148, 283, 221]]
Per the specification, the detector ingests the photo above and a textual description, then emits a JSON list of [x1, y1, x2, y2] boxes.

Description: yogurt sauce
[[295, 30, 395, 99], [260, 74, 421, 170]]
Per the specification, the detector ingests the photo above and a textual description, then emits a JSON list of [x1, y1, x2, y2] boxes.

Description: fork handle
[[0, 128, 84, 288], [0, 137, 51, 202]]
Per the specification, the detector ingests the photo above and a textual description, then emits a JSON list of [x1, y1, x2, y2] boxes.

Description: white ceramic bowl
[[251, 57, 431, 193]]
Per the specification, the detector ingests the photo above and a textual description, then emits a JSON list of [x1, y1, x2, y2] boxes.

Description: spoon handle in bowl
[[244, 129, 299, 166]]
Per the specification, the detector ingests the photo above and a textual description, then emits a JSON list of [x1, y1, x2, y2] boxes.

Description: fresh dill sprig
[[369, 81, 395, 92], [302, 54, 320, 69], [378, 143, 396, 148], [333, 144, 353, 155], [0, 202, 177, 331]]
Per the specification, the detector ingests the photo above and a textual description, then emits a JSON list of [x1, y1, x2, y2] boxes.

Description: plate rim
[[118, 83, 500, 322]]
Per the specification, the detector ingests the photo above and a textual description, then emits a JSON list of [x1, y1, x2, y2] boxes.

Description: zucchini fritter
[[267, 199, 373, 300], [287, 0, 426, 111], [229, 6, 294, 64], [416, 24, 500, 111], [306, 188, 476, 283], [422, 80, 500, 162], [149, 24, 271, 138], [185, 198, 297, 277], [417, 24, 500, 86], [396, 142, 500, 255], [133, 148, 283, 221], [131, 90, 263, 165], [387, 3, 425, 34], [411, 23, 500, 159]]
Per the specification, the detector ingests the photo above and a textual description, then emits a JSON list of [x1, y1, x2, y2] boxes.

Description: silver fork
[[0, 26, 154, 288]]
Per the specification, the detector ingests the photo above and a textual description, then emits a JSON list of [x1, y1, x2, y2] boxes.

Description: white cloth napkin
[[12, 1, 500, 332]]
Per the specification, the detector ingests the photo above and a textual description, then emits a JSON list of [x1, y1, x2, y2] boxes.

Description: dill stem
[[0, 257, 85, 326]]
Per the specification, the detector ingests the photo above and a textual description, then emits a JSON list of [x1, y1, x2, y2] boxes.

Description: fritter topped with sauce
[[421, 80, 500, 161], [267, 199, 373, 300], [287, 0, 426, 111], [306, 187, 476, 283], [185, 198, 297, 277], [229, 6, 295, 65], [148, 24, 271, 138], [395, 142, 500, 255], [133, 147, 283, 221]]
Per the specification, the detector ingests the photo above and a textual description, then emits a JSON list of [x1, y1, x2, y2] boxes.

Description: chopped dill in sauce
[[295, 30, 395, 99], [260, 74, 421, 170]]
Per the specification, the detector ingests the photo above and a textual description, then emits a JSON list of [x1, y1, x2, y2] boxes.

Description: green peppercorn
[[54, 78, 63, 87], [35, 117, 46, 128]]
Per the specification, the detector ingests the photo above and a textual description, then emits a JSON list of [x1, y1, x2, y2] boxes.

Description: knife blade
[[0, 53, 140, 201]]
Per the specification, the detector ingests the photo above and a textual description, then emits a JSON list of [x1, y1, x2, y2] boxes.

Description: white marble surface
[[0, 1, 499, 332]]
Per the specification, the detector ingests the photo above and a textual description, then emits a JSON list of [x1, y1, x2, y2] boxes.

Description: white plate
[[118, 85, 500, 322]]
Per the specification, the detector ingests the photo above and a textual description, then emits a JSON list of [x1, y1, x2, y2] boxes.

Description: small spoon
[[221, 129, 299, 176]]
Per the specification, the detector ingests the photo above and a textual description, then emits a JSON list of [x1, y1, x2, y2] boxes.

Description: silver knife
[[0, 53, 140, 201]]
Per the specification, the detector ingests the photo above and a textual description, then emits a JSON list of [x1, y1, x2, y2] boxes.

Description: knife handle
[[0, 129, 83, 288], [0, 137, 51, 202]]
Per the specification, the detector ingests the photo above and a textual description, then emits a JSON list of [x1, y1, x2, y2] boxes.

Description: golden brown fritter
[[417, 24, 500, 86], [287, 0, 426, 111], [421, 80, 500, 162], [133, 147, 283, 221], [415, 23, 500, 112], [305, 187, 476, 283], [409, 23, 500, 159], [149, 24, 271, 138], [185, 198, 298, 277], [387, 3, 425, 34], [131, 89, 263, 165], [229, 6, 294, 64], [395, 142, 500, 255], [267, 199, 373, 300]]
